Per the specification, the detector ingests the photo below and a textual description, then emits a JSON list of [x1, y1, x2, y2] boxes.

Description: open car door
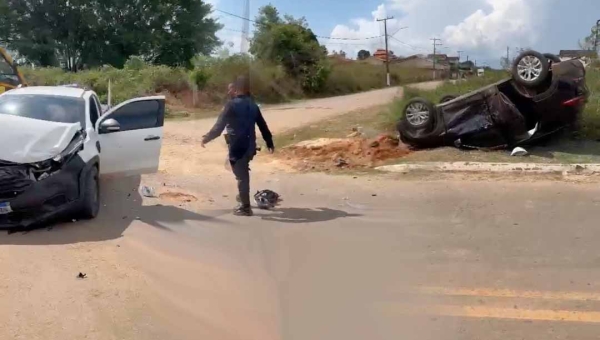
[[0, 48, 25, 94], [96, 96, 165, 176]]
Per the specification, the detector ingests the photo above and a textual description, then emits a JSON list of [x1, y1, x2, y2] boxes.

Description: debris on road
[[279, 135, 410, 171], [254, 190, 282, 210], [511, 147, 528, 157], [77, 272, 87, 279], [140, 186, 158, 198]]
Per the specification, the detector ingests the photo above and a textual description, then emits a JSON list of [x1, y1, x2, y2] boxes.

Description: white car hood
[[0, 115, 81, 164]]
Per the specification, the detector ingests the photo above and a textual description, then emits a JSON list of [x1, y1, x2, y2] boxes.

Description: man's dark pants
[[230, 148, 255, 206]]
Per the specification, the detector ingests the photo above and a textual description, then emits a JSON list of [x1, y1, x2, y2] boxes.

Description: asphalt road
[[2, 170, 600, 339]]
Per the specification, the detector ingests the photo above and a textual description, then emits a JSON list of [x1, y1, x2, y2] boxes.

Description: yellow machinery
[[0, 48, 25, 94]]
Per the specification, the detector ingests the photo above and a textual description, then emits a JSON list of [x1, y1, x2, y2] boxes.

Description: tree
[[579, 25, 599, 51], [0, 0, 222, 70], [357, 49, 371, 60], [249, 5, 329, 92]]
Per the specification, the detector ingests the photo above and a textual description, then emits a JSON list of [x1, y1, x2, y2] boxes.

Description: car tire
[[402, 98, 436, 129], [512, 50, 550, 88], [79, 166, 100, 219], [543, 53, 561, 63], [440, 95, 458, 103]]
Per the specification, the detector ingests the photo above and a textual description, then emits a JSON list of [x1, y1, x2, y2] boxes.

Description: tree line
[[0, 0, 221, 70]]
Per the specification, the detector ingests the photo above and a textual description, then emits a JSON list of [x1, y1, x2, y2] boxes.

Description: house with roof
[[559, 50, 597, 67]]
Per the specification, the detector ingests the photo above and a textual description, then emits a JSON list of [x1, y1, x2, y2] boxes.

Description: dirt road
[[160, 81, 441, 176], [19, 81, 600, 340]]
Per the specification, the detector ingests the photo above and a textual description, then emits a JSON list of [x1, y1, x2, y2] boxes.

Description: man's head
[[234, 76, 251, 96], [227, 83, 235, 98]]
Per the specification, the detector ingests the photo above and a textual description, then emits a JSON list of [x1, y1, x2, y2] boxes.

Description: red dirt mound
[[279, 134, 411, 171]]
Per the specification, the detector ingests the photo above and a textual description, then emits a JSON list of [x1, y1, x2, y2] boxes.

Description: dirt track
[[160, 81, 441, 176], [0, 84, 440, 340]]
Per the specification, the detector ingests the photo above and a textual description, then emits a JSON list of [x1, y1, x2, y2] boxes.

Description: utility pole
[[430, 38, 442, 79], [457, 50, 463, 61], [506, 46, 510, 68], [240, 0, 250, 54], [377, 16, 394, 86]]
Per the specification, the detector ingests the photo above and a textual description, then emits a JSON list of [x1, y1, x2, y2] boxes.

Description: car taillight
[[563, 96, 585, 107]]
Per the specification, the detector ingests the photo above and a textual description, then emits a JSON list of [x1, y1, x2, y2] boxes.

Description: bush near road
[[387, 68, 600, 140], [22, 57, 433, 112]]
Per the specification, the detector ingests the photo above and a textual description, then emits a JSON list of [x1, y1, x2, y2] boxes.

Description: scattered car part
[[512, 50, 550, 87], [254, 190, 281, 210], [140, 186, 157, 198], [511, 147, 528, 157]]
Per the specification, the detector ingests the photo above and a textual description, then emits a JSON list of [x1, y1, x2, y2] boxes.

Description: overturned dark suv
[[397, 50, 589, 149]]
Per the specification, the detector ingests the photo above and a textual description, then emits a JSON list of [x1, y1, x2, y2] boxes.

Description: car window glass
[[0, 94, 85, 124], [107, 100, 160, 131], [89, 95, 100, 126]]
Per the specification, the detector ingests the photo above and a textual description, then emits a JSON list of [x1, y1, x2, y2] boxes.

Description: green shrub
[[124, 56, 147, 70], [190, 68, 211, 90]]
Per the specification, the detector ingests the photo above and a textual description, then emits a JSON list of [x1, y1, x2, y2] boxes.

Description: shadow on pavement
[[0, 175, 229, 246], [260, 207, 361, 224]]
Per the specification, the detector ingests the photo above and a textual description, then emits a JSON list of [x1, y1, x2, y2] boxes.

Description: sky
[[210, 0, 600, 68]]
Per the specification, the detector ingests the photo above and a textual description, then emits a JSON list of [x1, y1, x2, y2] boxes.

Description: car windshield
[[0, 94, 85, 124]]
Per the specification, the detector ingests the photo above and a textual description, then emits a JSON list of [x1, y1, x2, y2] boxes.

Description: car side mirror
[[99, 118, 121, 133]]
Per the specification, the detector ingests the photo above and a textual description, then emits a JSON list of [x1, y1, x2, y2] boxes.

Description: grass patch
[[395, 140, 600, 164], [20, 56, 437, 121], [274, 105, 390, 148]]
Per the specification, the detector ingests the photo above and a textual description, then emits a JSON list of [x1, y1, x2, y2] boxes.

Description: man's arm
[[256, 107, 274, 150], [202, 102, 233, 145]]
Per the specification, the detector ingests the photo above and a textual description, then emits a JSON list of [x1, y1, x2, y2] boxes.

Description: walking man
[[201, 76, 275, 216]]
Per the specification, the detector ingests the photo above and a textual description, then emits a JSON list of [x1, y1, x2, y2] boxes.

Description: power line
[[214, 8, 254, 23], [317, 34, 385, 41], [215, 7, 385, 41], [388, 36, 428, 53], [390, 26, 408, 37]]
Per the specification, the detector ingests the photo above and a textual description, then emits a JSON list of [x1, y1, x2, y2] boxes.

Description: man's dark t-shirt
[[202, 95, 274, 162]]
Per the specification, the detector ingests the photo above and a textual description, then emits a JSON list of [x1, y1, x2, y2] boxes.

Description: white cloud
[[328, 0, 547, 66], [443, 0, 539, 53]]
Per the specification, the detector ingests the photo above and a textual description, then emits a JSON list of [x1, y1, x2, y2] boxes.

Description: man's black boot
[[234, 204, 253, 216]]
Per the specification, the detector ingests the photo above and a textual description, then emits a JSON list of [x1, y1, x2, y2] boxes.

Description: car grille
[[0, 166, 34, 200]]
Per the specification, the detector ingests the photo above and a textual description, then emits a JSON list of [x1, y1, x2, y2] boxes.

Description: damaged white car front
[[0, 93, 97, 229]]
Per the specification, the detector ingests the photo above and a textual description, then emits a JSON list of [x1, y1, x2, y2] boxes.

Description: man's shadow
[[260, 207, 361, 224], [0, 175, 230, 246]]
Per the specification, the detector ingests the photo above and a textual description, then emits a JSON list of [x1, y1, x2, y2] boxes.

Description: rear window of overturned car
[[0, 94, 85, 126]]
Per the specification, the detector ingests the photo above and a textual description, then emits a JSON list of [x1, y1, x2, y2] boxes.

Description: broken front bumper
[[0, 157, 86, 229]]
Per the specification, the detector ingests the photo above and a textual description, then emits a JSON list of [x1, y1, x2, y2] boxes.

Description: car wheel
[[79, 166, 100, 219], [440, 95, 458, 103], [543, 53, 561, 63], [403, 98, 435, 129], [512, 50, 550, 88]]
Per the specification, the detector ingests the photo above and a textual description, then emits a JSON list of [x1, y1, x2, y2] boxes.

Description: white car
[[0, 86, 165, 229]]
